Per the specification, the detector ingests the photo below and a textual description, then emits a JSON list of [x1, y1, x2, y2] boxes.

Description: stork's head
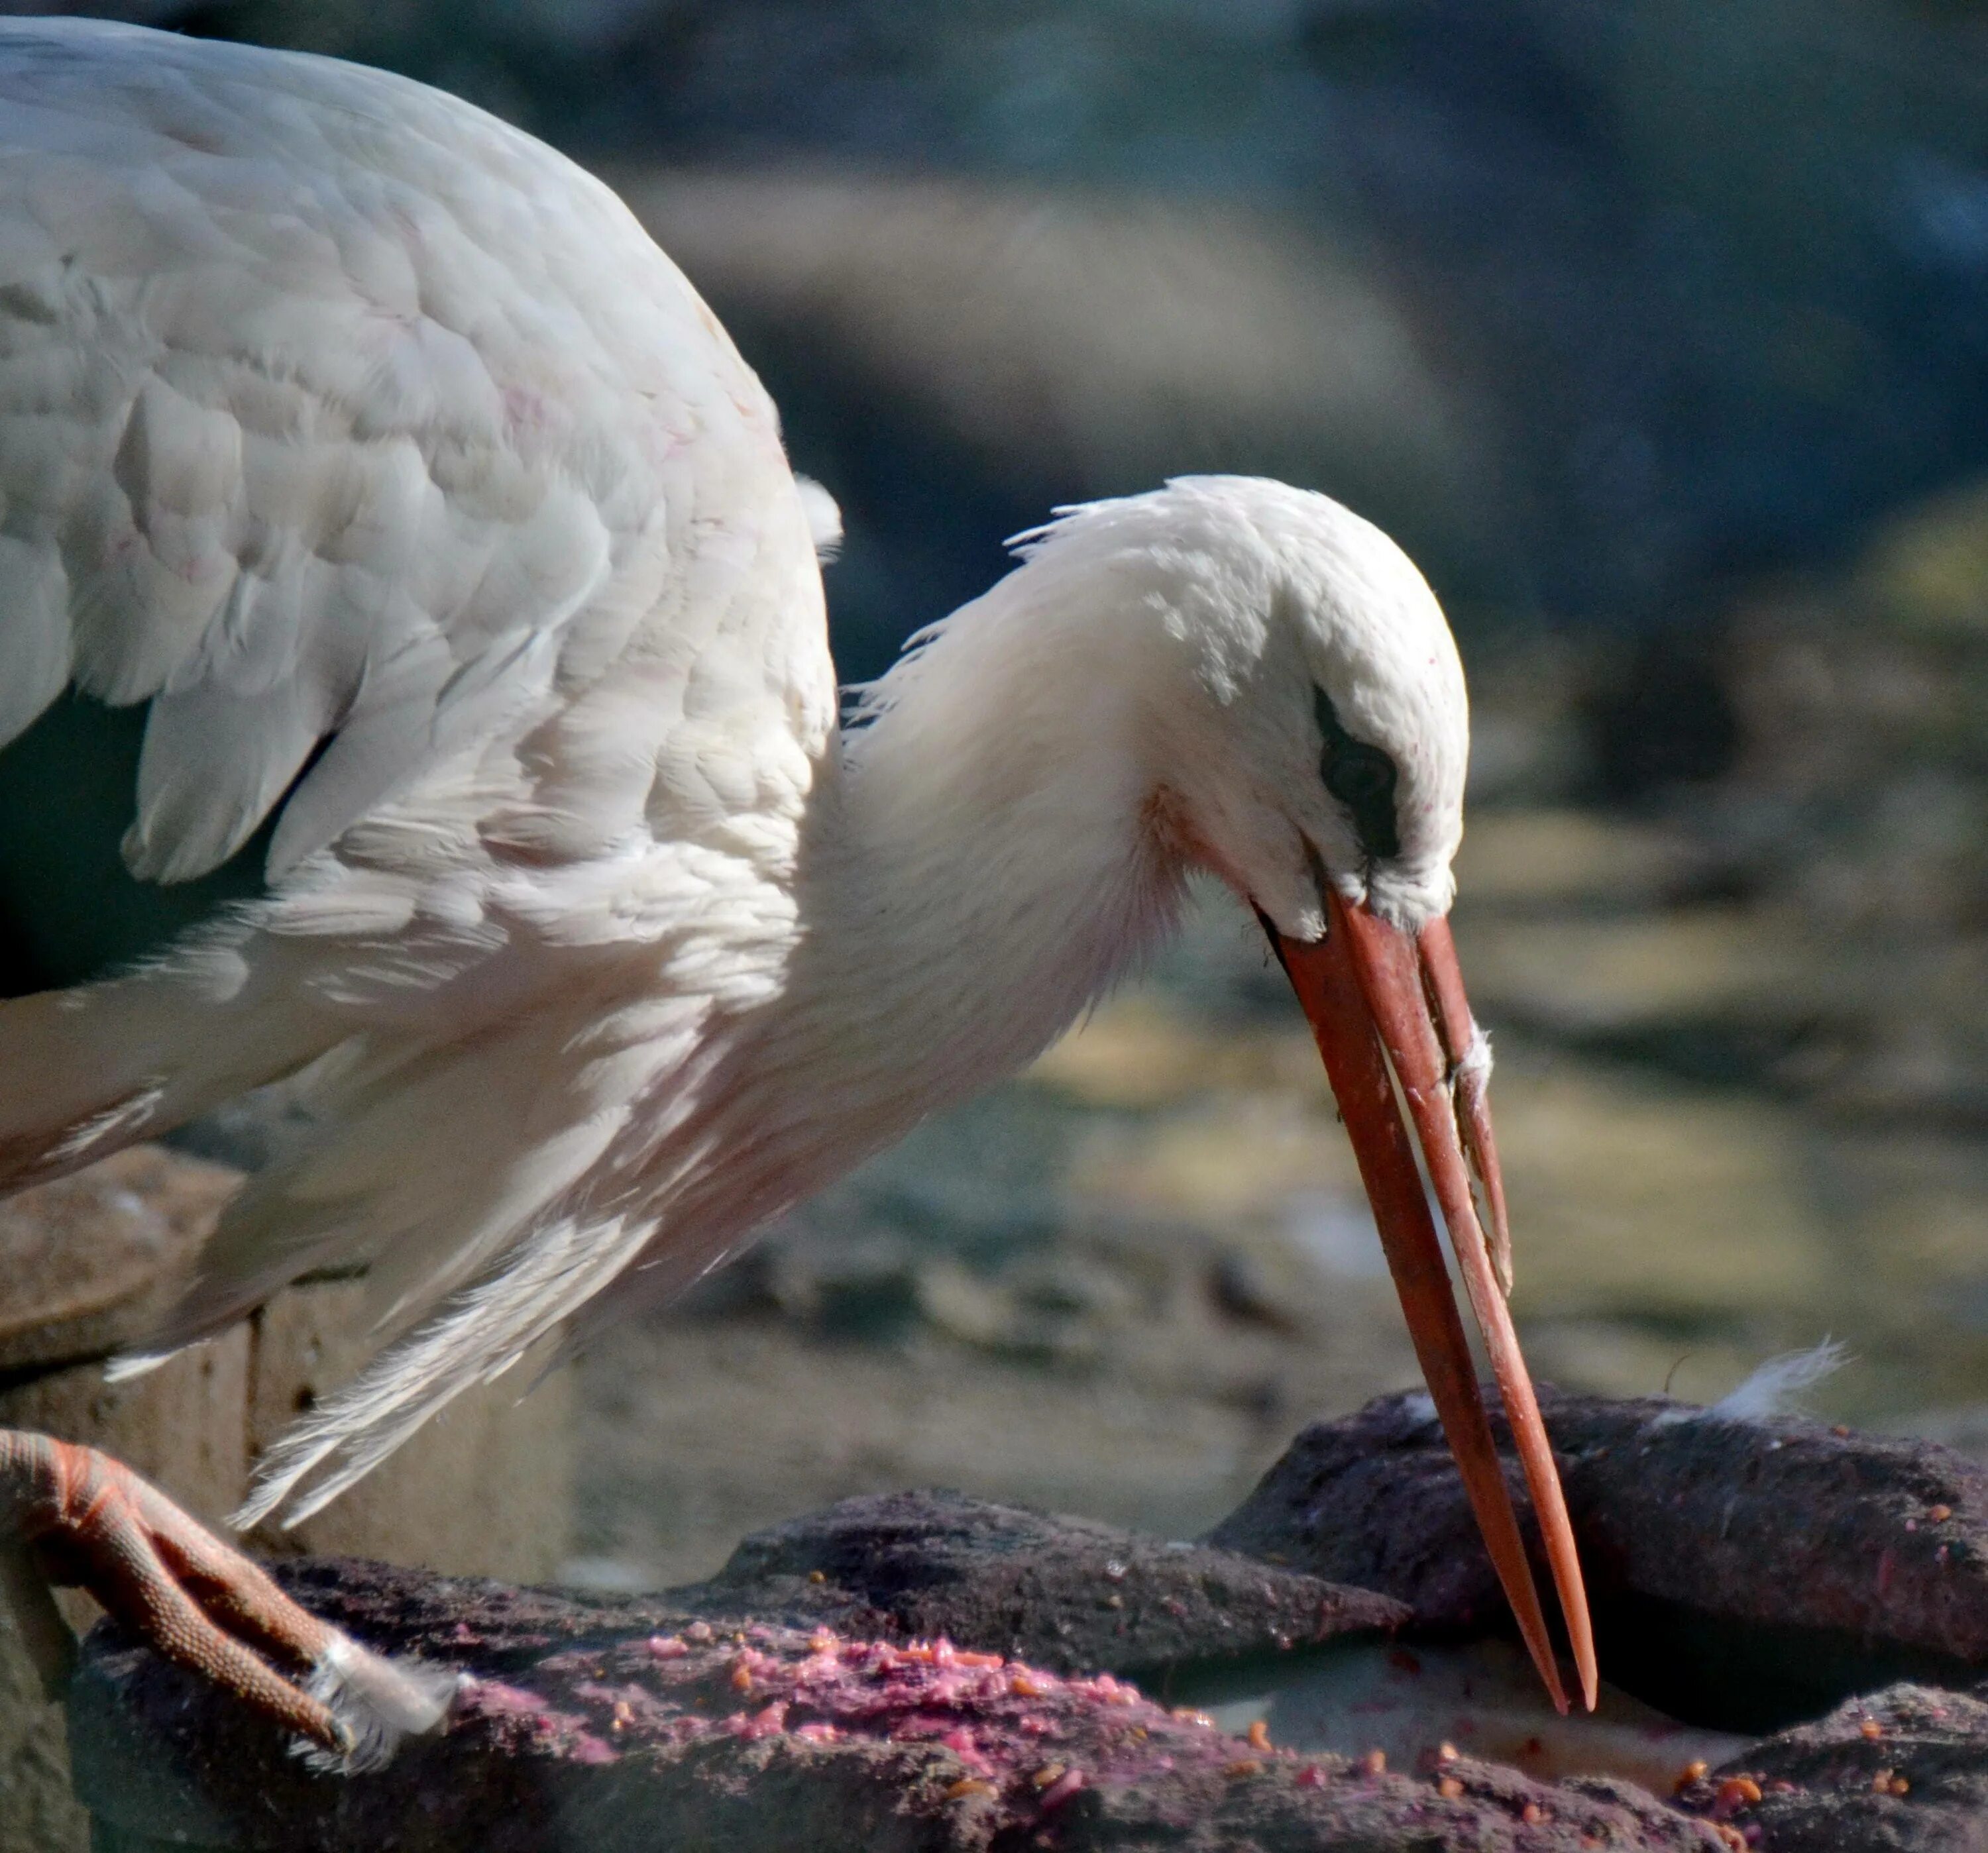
[[1012, 477, 1594, 1711], [1095, 476, 1468, 938]]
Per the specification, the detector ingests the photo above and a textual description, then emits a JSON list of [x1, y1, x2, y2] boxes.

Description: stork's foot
[[0, 1430, 455, 1770]]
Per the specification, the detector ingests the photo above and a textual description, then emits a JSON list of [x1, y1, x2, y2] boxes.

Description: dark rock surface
[[242, 1490, 1409, 1683], [1210, 1389, 1988, 1732], [693, 1489, 1409, 1679], [72, 1555, 1718, 1853], [1681, 1683, 1988, 1853], [67, 1486, 1725, 1853], [77, 1398, 1988, 1850]]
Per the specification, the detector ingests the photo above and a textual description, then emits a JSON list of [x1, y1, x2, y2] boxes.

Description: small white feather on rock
[[299, 1633, 461, 1774], [1649, 1339, 1850, 1430]]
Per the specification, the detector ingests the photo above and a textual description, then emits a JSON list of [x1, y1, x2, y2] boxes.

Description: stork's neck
[[582, 570, 1183, 1335], [775, 568, 1185, 1154]]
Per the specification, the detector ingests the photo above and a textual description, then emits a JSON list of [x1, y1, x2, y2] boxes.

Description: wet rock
[[693, 1489, 1408, 1678], [1253, 1636, 1751, 1797], [70, 1555, 1722, 1853], [1681, 1681, 1988, 1852], [1209, 1389, 1988, 1731]]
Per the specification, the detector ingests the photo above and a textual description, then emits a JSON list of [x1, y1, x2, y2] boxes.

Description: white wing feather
[[0, 21, 838, 1516], [0, 21, 816, 878]]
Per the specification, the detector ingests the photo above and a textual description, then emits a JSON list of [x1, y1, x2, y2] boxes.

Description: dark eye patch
[[1314, 685, 1400, 861]]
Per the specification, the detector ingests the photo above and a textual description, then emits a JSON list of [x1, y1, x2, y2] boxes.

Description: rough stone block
[[0, 1147, 575, 1853], [0, 1326, 248, 1853]]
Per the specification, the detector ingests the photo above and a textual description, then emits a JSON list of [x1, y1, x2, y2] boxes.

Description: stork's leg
[[0, 1430, 453, 1765]]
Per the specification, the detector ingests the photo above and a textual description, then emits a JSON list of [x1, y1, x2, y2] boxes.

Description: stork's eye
[[1313, 686, 1401, 861], [1328, 746, 1392, 805]]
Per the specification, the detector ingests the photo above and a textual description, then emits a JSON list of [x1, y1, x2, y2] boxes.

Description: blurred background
[[8, 0, 1988, 1593]]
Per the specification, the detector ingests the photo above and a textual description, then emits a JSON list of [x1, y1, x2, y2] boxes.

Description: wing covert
[[0, 19, 830, 886]]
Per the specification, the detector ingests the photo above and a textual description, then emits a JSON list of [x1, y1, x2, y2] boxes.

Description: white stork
[[0, 18, 1594, 1762]]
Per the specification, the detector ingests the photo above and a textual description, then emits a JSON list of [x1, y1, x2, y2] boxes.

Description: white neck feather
[[687, 560, 1186, 1243], [838, 594, 1178, 1072], [823, 570, 1181, 1098]]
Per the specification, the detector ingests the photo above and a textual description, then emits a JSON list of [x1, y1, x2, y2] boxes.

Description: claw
[[0, 1430, 453, 1768]]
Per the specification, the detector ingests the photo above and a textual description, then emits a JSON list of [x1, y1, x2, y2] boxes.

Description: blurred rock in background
[[60, 0, 1988, 626], [618, 168, 1495, 682]]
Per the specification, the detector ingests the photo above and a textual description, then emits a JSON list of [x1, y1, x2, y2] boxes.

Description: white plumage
[[0, 21, 1486, 1540]]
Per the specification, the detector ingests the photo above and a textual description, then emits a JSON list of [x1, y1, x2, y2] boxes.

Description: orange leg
[[0, 1430, 453, 1766]]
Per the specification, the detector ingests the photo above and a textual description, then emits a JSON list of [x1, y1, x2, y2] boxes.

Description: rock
[[70, 1392, 1988, 1848], [1209, 1389, 1988, 1732], [1253, 1636, 1751, 1797], [0, 1145, 577, 1586], [0, 1148, 233, 1373], [1681, 1681, 1988, 1852], [70, 1552, 1722, 1853], [256, 1491, 1408, 1683], [0, 1148, 577, 1853], [693, 1489, 1408, 1677]]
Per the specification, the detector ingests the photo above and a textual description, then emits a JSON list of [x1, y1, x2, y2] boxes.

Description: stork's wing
[[0, 19, 834, 886], [0, 23, 841, 1520]]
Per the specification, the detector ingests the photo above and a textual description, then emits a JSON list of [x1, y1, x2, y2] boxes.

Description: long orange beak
[[1268, 891, 1597, 1713]]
